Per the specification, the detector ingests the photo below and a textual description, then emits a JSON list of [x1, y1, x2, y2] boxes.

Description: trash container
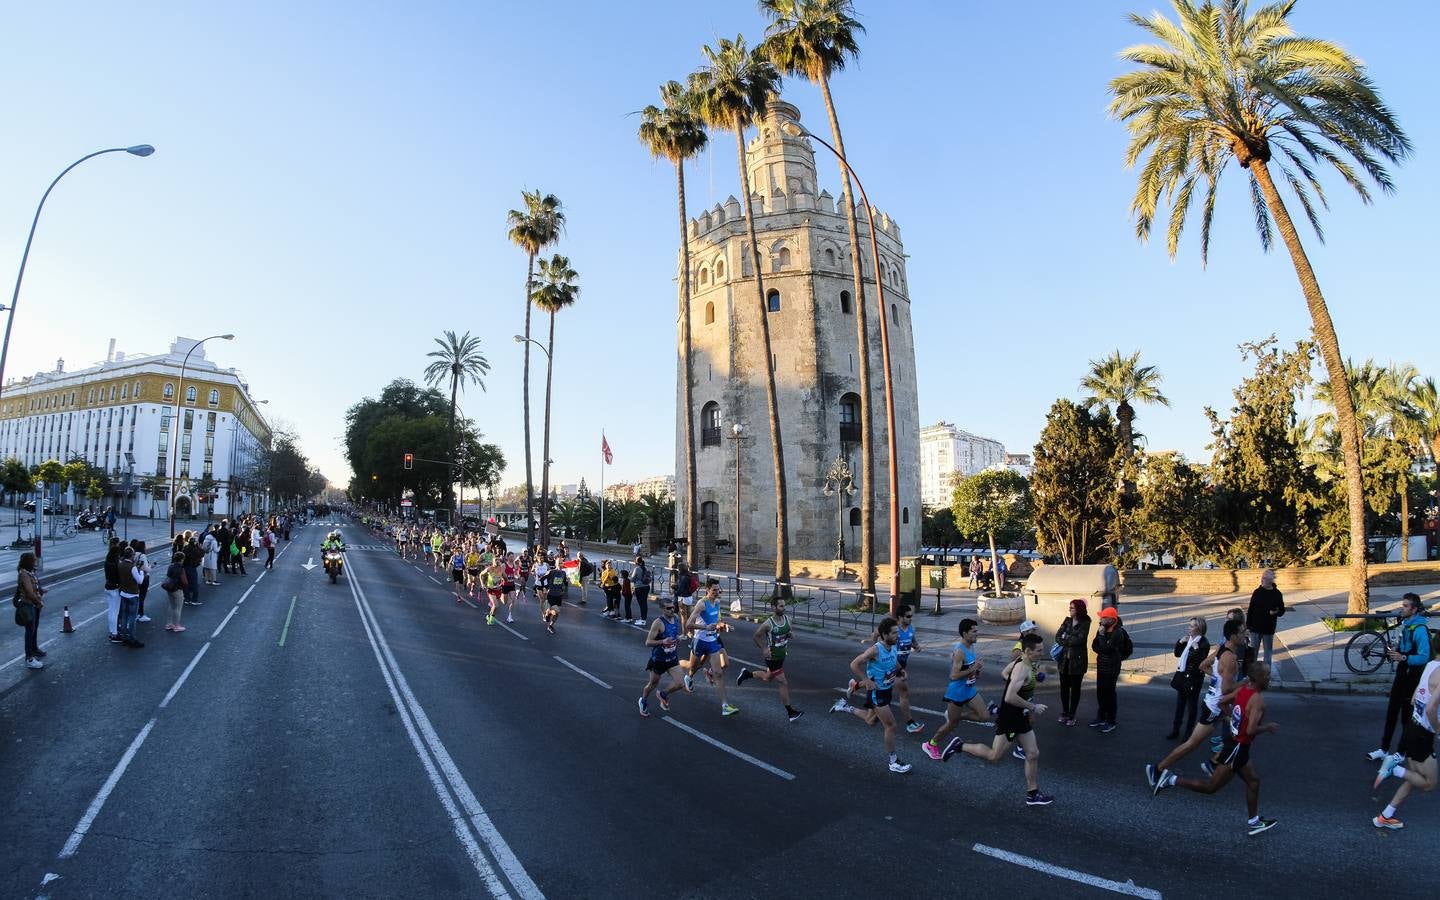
[[897, 556, 920, 607], [1021, 564, 1119, 643], [928, 567, 946, 591]]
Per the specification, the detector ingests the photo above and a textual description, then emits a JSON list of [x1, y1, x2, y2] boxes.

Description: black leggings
[[1059, 670, 1084, 717], [1382, 664, 1422, 751], [1171, 684, 1201, 736], [625, 587, 649, 621], [1096, 670, 1119, 723]]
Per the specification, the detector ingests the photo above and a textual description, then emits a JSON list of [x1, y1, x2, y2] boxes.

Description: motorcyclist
[[321, 531, 346, 553]]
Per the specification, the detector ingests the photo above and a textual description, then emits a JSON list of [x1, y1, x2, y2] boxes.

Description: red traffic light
[[403, 452, 414, 470]]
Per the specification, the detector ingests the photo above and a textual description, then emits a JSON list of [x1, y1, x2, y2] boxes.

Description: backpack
[[1403, 622, 1438, 662], [1119, 627, 1134, 661], [579, 559, 595, 578]]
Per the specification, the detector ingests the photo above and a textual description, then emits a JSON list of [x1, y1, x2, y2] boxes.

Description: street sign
[[401, 499, 413, 507]]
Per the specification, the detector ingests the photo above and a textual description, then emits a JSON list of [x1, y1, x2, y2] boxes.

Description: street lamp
[[513, 334, 549, 548], [823, 455, 856, 574], [169, 333, 234, 536], [728, 422, 748, 589], [780, 120, 902, 614], [0, 145, 155, 401]]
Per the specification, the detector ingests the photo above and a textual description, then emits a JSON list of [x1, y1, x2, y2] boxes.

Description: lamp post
[[780, 120, 902, 615], [513, 334, 550, 548], [823, 455, 856, 574], [0, 145, 155, 401], [728, 422, 747, 589], [169, 334, 234, 536]]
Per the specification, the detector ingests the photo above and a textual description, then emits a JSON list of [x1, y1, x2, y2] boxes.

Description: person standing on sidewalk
[[1368, 593, 1433, 762], [117, 547, 146, 648], [15, 551, 45, 669], [132, 540, 153, 624], [628, 555, 652, 625], [103, 538, 122, 643], [201, 528, 220, 585], [1054, 599, 1091, 726], [215, 519, 233, 575], [1090, 607, 1132, 733], [1245, 569, 1285, 669], [1168, 617, 1211, 740], [162, 551, 188, 633], [182, 533, 204, 606]]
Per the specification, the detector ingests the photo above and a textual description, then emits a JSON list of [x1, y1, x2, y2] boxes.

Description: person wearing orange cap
[[1090, 606, 1132, 733]]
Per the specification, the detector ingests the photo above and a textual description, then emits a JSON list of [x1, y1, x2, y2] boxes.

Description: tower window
[[705, 302, 715, 325], [849, 507, 861, 527], [840, 291, 852, 314], [701, 402, 721, 447], [776, 247, 791, 270], [825, 248, 836, 267], [715, 259, 725, 279], [902, 507, 910, 525], [890, 303, 898, 325], [839, 392, 861, 445], [766, 290, 781, 313], [699, 267, 710, 286]]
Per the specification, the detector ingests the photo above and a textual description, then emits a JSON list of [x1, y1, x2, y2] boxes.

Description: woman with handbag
[[16, 551, 45, 669], [1053, 599, 1091, 726], [163, 551, 188, 633], [1167, 617, 1210, 740]]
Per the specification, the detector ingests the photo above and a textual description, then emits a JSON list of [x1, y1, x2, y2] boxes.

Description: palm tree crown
[[530, 255, 579, 314], [1109, 0, 1411, 263], [757, 0, 864, 83], [507, 191, 565, 257], [688, 36, 781, 134], [1081, 350, 1170, 425], [422, 330, 490, 396], [638, 81, 708, 165]]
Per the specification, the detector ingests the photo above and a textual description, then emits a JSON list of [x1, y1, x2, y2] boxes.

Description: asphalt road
[[2, 517, 1436, 899]]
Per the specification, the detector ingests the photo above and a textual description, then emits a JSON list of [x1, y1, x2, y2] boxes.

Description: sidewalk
[[0, 517, 200, 591]]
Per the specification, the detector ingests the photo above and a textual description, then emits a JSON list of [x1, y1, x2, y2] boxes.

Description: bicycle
[[1344, 613, 1438, 675]]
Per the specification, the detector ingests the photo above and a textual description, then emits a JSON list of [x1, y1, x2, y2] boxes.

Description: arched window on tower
[[705, 301, 715, 325], [849, 507, 861, 527], [890, 303, 898, 325], [840, 290, 852, 314], [839, 392, 861, 446], [902, 507, 910, 524], [767, 290, 781, 313], [701, 401, 721, 447], [699, 267, 710, 286], [715, 259, 725, 280], [825, 248, 836, 267], [777, 247, 791, 269]]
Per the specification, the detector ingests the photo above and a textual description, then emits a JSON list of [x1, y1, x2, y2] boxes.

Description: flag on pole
[[602, 433, 613, 465]]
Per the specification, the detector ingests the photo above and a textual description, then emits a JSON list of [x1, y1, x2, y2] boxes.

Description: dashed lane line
[[553, 655, 612, 689], [971, 843, 1162, 899], [661, 717, 796, 781]]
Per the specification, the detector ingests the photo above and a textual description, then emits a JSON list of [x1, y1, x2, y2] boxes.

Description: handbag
[[1170, 669, 1197, 692], [1049, 641, 1063, 662], [15, 602, 35, 627]]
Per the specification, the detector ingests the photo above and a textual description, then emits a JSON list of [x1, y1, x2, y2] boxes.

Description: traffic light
[[403, 452, 414, 470]]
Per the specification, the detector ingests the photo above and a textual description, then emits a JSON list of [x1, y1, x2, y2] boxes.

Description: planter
[[977, 592, 1024, 625]]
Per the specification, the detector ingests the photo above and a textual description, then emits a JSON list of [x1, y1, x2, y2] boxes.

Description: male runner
[[832, 617, 912, 773], [450, 545, 467, 603], [639, 598, 688, 717], [542, 562, 567, 634], [421, 529, 433, 567], [923, 618, 994, 761], [482, 556, 504, 625], [683, 579, 737, 716], [466, 544, 484, 600], [1153, 660, 1279, 836], [736, 595, 803, 722], [1147, 618, 1246, 791], [893, 605, 924, 734], [1372, 656, 1440, 829], [430, 531, 445, 572]]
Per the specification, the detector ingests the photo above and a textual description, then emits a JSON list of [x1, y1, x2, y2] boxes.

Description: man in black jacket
[[215, 520, 233, 576], [1245, 569, 1285, 669], [1091, 607, 1131, 733]]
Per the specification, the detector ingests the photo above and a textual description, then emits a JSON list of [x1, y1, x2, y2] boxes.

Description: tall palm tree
[[638, 80, 708, 570], [1110, 0, 1411, 615], [689, 36, 791, 592], [1414, 376, 1440, 476], [507, 191, 565, 546], [529, 253, 579, 547], [1382, 365, 1423, 561], [1080, 350, 1169, 457], [758, 0, 876, 598], [422, 330, 490, 513]]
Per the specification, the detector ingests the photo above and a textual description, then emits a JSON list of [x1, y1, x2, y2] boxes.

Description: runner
[[420, 528, 433, 568], [894, 605, 924, 734], [683, 579, 737, 716], [482, 556, 504, 625], [940, 633, 1054, 805], [831, 616, 912, 773], [639, 597, 688, 716], [542, 561, 567, 634], [430, 530, 445, 573], [466, 543, 483, 600], [736, 595, 803, 722], [1372, 658, 1440, 829], [1147, 618, 1246, 791], [449, 543, 467, 604], [923, 618, 994, 761], [1153, 660, 1280, 836], [500, 553, 519, 624]]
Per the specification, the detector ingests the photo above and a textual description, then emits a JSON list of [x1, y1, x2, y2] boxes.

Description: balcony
[[701, 426, 721, 448]]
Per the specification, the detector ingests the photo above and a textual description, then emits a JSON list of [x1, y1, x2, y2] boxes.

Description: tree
[[344, 379, 449, 472], [138, 474, 162, 518], [689, 36, 791, 593], [423, 330, 491, 512], [1031, 400, 1120, 565], [1110, 0, 1412, 615], [2, 457, 34, 541], [1132, 452, 1213, 568], [507, 190, 565, 547], [530, 254, 579, 547], [196, 474, 217, 520], [1080, 350, 1169, 458], [921, 506, 960, 550], [61, 459, 88, 512], [758, 0, 875, 599], [639, 79, 707, 569], [951, 469, 1032, 598]]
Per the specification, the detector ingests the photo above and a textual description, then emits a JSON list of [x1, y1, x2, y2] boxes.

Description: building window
[[705, 302, 715, 325], [890, 303, 898, 325], [776, 247, 791, 270], [701, 402, 721, 447], [109, 386, 116, 401], [207, 412, 217, 432], [699, 267, 710, 286], [701, 500, 720, 534], [163, 383, 174, 399], [132, 382, 140, 398], [766, 290, 780, 313], [840, 290, 852, 314], [849, 507, 861, 527], [902, 506, 910, 525], [839, 392, 861, 445], [121, 384, 129, 400], [186, 386, 197, 403], [825, 248, 836, 267], [715, 259, 725, 279], [208, 389, 220, 406]]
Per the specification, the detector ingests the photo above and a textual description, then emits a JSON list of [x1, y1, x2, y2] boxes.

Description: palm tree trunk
[[1116, 401, 1134, 567], [677, 161, 699, 571], [734, 120, 790, 593], [819, 74, 874, 599], [539, 310, 557, 549], [1252, 160, 1369, 615], [1399, 471, 1409, 562], [523, 253, 536, 547], [448, 373, 458, 514]]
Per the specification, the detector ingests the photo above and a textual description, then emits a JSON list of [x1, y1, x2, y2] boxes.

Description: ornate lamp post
[[823, 455, 856, 573]]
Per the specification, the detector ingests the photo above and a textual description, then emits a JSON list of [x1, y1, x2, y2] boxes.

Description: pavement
[[2, 516, 1438, 898]]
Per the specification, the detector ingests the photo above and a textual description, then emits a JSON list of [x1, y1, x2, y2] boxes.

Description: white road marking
[[59, 718, 157, 858], [971, 844, 1162, 899], [830, 687, 945, 718], [497, 621, 528, 641], [428, 576, 442, 585], [237, 584, 256, 605], [159, 642, 212, 709], [211, 606, 240, 639], [662, 717, 796, 781], [553, 655, 611, 689], [256, 570, 267, 582]]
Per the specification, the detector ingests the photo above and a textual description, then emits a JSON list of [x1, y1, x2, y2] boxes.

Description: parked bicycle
[[1344, 612, 1439, 675]]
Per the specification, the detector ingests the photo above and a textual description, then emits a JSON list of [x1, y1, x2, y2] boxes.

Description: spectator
[[1245, 569, 1285, 669], [202, 528, 220, 585], [600, 560, 621, 617], [1054, 599, 1091, 726], [250, 521, 262, 559], [183, 533, 204, 606], [263, 527, 277, 569], [163, 551, 188, 633], [1090, 606, 1131, 733], [1369, 592, 1433, 761], [1168, 617, 1210, 740], [215, 519, 233, 575], [132, 539, 153, 624], [629, 555, 652, 625], [966, 556, 980, 591], [103, 538, 123, 644], [117, 546, 145, 648], [16, 551, 45, 669]]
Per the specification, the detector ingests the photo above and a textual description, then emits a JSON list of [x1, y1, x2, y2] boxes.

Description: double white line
[[344, 552, 543, 900]]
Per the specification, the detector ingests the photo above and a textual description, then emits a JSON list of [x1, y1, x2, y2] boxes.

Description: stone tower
[[676, 99, 922, 573]]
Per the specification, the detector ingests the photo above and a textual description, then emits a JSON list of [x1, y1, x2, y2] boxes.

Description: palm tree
[[689, 36, 791, 592], [507, 191, 565, 547], [422, 330, 490, 513], [758, 0, 877, 598], [1110, 0, 1411, 615], [638, 80, 708, 570], [1080, 350, 1169, 458], [1382, 365, 1424, 561], [530, 254, 579, 547]]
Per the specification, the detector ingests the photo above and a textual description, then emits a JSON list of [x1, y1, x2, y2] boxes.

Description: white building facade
[[919, 422, 1006, 509], [0, 338, 272, 517]]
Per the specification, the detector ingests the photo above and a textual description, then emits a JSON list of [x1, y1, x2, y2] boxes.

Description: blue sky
[[2, 1, 1435, 490]]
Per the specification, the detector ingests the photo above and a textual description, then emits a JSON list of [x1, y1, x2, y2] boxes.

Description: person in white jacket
[[202, 529, 221, 585]]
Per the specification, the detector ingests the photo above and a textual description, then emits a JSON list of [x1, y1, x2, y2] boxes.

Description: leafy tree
[[1110, 0, 1412, 615], [1132, 452, 1213, 568], [343, 380, 449, 474], [1080, 350, 1169, 458], [1031, 400, 1119, 564], [530, 254, 579, 547], [422, 330, 491, 512], [690, 36, 791, 593], [951, 469, 1032, 598], [922, 506, 960, 550], [61, 459, 89, 511], [196, 474, 217, 519], [36, 459, 65, 493], [1, 457, 34, 515]]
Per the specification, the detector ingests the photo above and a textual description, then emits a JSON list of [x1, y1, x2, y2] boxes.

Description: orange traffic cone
[[62, 606, 74, 634]]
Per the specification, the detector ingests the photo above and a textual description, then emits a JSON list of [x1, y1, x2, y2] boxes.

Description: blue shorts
[[945, 683, 978, 705], [693, 638, 723, 656]]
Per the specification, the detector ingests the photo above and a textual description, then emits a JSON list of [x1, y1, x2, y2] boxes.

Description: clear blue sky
[[2, 1, 1435, 491]]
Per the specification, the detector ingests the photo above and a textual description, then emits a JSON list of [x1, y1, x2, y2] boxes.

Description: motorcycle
[[76, 512, 103, 531], [323, 548, 345, 584]]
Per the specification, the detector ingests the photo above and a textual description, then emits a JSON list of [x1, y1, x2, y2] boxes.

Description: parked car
[[22, 498, 54, 513]]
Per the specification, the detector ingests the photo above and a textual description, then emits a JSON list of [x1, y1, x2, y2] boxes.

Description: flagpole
[[599, 431, 606, 539]]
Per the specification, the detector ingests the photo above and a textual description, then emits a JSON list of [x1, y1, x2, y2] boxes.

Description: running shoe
[[1372, 814, 1403, 830], [546, 622, 555, 635], [25, 658, 43, 670], [507, 614, 514, 624], [888, 759, 912, 774], [848, 677, 859, 695], [486, 615, 496, 626], [736, 668, 753, 686], [1025, 790, 1055, 806], [787, 709, 804, 723], [1153, 772, 1176, 797], [637, 697, 650, 718], [1366, 748, 1389, 761], [658, 690, 671, 712], [905, 720, 924, 734], [830, 698, 850, 714], [987, 701, 999, 718], [173, 625, 186, 632], [1374, 752, 1402, 789], [941, 737, 965, 762], [923, 741, 942, 761], [1246, 817, 1278, 836], [1099, 721, 1117, 734], [1012, 746, 1027, 761], [1144, 764, 1157, 788], [721, 703, 739, 717], [684, 673, 694, 693], [1201, 761, 1215, 778]]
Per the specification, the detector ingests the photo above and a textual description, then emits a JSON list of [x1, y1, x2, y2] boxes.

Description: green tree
[[196, 474, 217, 520], [1110, 0, 1412, 615], [759, 0, 875, 598], [36, 459, 65, 494], [423, 330, 491, 512], [1132, 452, 1213, 568], [507, 190, 565, 547], [2, 457, 34, 540], [921, 506, 960, 550], [530, 254, 579, 547], [951, 469, 1032, 598], [689, 36, 791, 592], [61, 459, 89, 512], [344, 379, 449, 472], [1080, 350, 1169, 459], [1031, 399, 1120, 565], [639, 80, 708, 569]]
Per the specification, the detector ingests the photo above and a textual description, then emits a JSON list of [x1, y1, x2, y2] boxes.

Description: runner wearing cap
[[1009, 619, 1041, 760]]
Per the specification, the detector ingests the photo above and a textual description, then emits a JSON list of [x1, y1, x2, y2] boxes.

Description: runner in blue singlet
[[923, 618, 994, 761], [683, 579, 736, 716], [831, 617, 912, 774], [638, 598, 686, 717]]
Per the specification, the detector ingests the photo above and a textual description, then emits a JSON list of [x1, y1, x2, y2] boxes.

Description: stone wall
[[1120, 561, 1440, 595]]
